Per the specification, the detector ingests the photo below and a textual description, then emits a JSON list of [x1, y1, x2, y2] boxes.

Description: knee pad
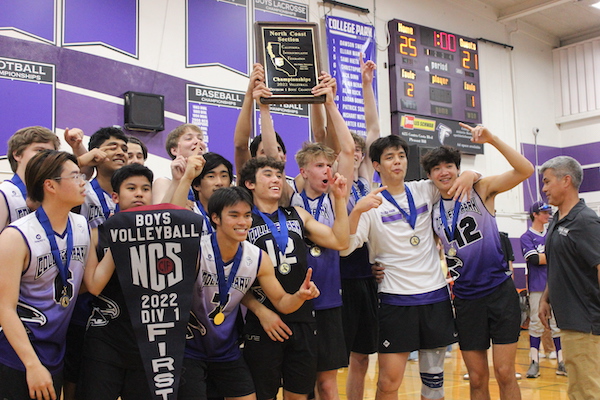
[[419, 347, 445, 400]]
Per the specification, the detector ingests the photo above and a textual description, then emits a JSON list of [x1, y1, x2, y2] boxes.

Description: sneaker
[[463, 373, 469, 380], [556, 361, 567, 376], [526, 361, 540, 378], [445, 351, 452, 358], [549, 351, 557, 359], [515, 372, 522, 380], [539, 352, 546, 359]]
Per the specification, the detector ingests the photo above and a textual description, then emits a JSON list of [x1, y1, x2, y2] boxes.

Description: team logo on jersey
[[0, 302, 47, 334], [87, 294, 121, 327], [16, 207, 29, 219], [446, 255, 463, 281], [35, 245, 87, 279], [186, 311, 207, 339], [87, 204, 104, 221]]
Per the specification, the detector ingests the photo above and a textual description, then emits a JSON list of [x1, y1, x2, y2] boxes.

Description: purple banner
[[187, 84, 245, 169], [325, 16, 376, 138], [186, 0, 248, 74], [0, 0, 55, 43], [0, 57, 55, 155], [63, 0, 138, 57]]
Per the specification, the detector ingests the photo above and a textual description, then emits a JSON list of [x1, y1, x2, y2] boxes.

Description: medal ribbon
[[195, 201, 213, 234], [91, 178, 118, 219], [351, 180, 368, 202], [253, 206, 288, 256], [440, 199, 461, 243], [187, 188, 195, 202], [381, 185, 417, 229], [9, 174, 27, 199], [210, 233, 243, 309], [36, 207, 73, 290], [300, 191, 326, 222]]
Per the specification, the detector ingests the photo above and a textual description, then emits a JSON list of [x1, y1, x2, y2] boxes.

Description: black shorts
[[64, 322, 86, 383], [78, 337, 150, 400], [454, 278, 521, 351], [243, 321, 317, 400], [341, 278, 378, 356], [378, 299, 457, 353], [178, 357, 255, 400], [315, 307, 348, 371], [0, 362, 63, 399]]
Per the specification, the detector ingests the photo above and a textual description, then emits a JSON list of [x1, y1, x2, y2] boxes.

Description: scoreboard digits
[[388, 20, 482, 123]]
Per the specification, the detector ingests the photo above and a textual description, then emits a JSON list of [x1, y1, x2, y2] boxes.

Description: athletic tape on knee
[[419, 348, 445, 400]]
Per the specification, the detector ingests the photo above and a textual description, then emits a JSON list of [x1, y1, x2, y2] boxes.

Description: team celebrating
[[0, 52, 599, 400]]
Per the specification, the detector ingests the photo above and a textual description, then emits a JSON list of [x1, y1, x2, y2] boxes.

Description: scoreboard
[[388, 19, 482, 124]]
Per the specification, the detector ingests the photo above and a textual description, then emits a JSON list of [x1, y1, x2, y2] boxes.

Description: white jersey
[[342, 180, 446, 296], [0, 178, 30, 225], [79, 179, 117, 229], [0, 211, 90, 373], [186, 235, 262, 362]]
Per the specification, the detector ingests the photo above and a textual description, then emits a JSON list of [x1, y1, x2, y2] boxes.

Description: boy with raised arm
[[421, 123, 534, 400], [178, 186, 319, 400], [342, 134, 478, 400], [239, 157, 349, 400]]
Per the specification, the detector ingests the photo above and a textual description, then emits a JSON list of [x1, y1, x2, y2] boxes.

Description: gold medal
[[213, 311, 225, 326], [60, 295, 70, 308], [278, 262, 291, 275], [310, 246, 322, 257], [448, 247, 457, 257], [410, 235, 420, 246]]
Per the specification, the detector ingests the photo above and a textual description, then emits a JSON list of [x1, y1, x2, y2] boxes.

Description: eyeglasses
[[52, 173, 87, 183]]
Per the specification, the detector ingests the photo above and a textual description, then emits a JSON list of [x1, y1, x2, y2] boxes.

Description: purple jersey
[[520, 228, 548, 292], [432, 189, 511, 300], [185, 235, 261, 362], [0, 212, 90, 373], [291, 192, 342, 310]]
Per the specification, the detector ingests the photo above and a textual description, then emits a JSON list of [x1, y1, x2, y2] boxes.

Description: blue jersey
[[0, 212, 90, 374], [291, 192, 341, 310], [432, 189, 511, 300], [80, 179, 117, 229], [520, 228, 548, 292]]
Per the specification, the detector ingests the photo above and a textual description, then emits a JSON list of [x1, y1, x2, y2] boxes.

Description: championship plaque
[[255, 22, 325, 104]]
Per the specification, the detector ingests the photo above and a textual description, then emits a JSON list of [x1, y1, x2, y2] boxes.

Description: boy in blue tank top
[[421, 123, 533, 400]]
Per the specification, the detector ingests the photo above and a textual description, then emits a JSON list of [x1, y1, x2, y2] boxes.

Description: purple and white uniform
[[0, 176, 30, 225], [520, 228, 547, 292], [80, 178, 117, 229], [432, 189, 511, 300], [0, 211, 90, 374], [291, 192, 341, 310], [185, 235, 262, 362]]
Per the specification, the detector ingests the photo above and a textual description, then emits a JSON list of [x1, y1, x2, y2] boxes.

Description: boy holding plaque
[[0, 150, 90, 400], [421, 124, 533, 400], [179, 186, 320, 400], [239, 157, 349, 400], [341, 135, 479, 400]]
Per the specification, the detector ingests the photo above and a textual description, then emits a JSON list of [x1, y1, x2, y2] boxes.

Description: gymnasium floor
[[336, 333, 568, 399]]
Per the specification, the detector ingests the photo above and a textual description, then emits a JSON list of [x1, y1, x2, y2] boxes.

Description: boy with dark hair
[[79, 126, 129, 229], [80, 163, 172, 400], [179, 186, 319, 400], [342, 133, 479, 400], [239, 156, 349, 400], [0, 150, 89, 400], [421, 124, 533, 400], [126, 136, 148, 165], [0, 126, 60, 231], [520, 201, 565, 378]]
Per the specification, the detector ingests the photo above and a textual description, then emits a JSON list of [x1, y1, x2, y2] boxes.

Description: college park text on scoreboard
[[388, 19, 482, 124]]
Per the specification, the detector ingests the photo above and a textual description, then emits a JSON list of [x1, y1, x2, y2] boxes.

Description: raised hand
[[360, 52, 376, 85], [354, 185, 387, 213], [296, 268, 320, 300], [329, 172, 348, 199], [63, 127, 84, 150], [459, 122, 494, 144]]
